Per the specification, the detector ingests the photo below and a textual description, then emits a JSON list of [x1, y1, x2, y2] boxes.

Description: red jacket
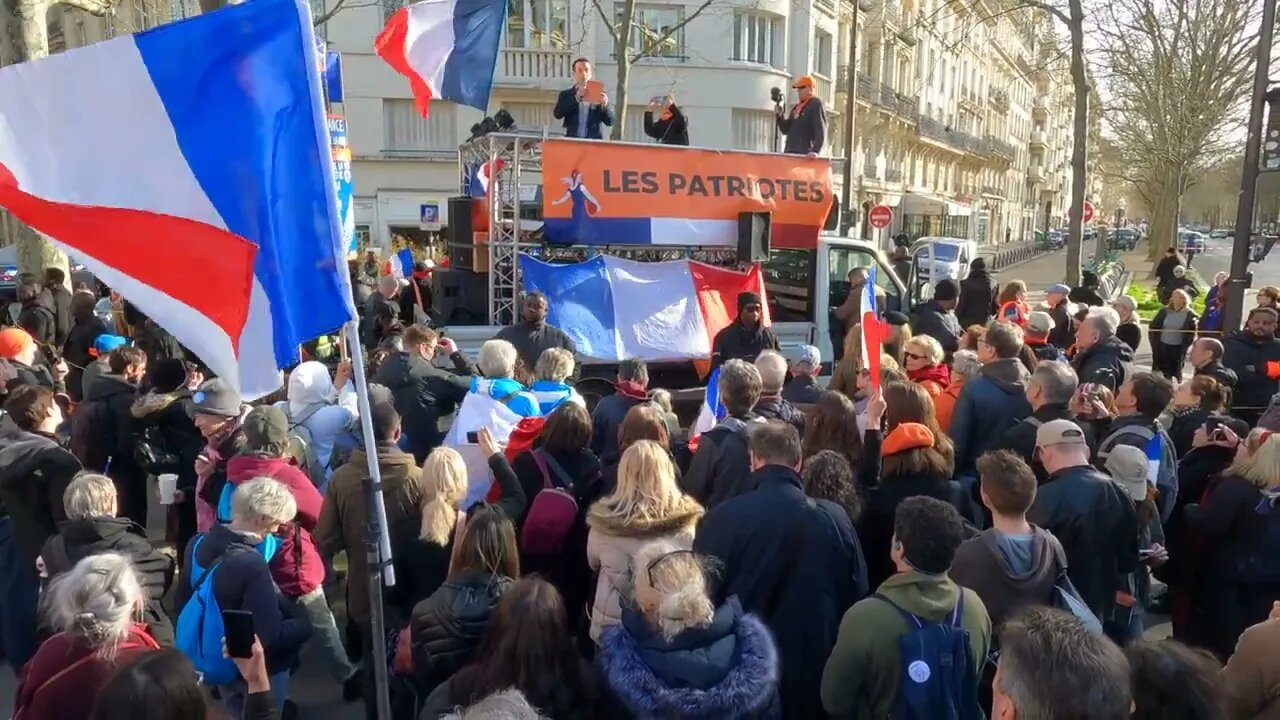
[[227, 454, 325, 597], [14, 625, 159, 720]]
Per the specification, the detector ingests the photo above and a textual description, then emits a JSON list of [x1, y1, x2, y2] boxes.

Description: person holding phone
[[553, 57, 614, 140], [643, 94, 689, 146]]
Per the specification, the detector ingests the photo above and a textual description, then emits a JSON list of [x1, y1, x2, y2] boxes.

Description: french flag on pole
[[861, 268, 884, 389], [375, 0, 508, 118], [0, 0, 355, 398]]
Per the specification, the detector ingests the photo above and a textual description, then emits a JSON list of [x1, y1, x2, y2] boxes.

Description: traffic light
[[1265, 88, 1280, 172]]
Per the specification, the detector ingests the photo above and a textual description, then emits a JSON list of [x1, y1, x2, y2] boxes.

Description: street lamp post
[[1225, 0, 1277, 330]]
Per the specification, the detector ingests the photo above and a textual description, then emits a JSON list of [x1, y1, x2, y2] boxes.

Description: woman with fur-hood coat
[[599, 541, 781, 719], [586, 440, 704, 643]]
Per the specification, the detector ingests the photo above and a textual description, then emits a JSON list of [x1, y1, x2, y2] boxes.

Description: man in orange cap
[[0, 327, 61, 390], [775, 75, 827, 156]]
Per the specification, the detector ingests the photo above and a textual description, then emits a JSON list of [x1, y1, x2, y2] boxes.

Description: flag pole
[[343, 320, 395, 720]]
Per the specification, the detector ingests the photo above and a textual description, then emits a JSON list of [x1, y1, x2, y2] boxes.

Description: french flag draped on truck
[[0, 0, 355, 398], [518, 254, 771, 362], [375, 0, 508, 118]]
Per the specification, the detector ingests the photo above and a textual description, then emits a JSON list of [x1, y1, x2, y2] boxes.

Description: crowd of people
[[0, 250, 1278, 720]]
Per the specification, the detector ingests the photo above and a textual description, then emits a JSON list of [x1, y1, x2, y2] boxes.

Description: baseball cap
[[90, 334, 129, 358], [1104, 445, 1150, 501], [1026, 311, 1055, 336], [1035, 419, 1088, 448], [243, 406, 289, 453], [793, 344, 821, 368], [1047, 283, 1071, 296], [792, 75, 815, 89], [0, 328, 35, 361]]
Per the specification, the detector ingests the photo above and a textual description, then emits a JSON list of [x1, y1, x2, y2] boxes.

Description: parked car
[[1110, 227, 1139, 251], [1210, 229, 1229, 239], [0, 264, 17, 300]]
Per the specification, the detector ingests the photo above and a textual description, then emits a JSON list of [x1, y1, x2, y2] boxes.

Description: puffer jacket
[[409, 571, 512, 693], [682, 414, 766, 509], [585, 495, 704, 642], [599, 598, 780, 719], [956, 268, 999, 329], [950, 358, 1033, 477], [753, 395, 806, 435], [1072, 335, 1135, 391], [39, 515, 175, 645]]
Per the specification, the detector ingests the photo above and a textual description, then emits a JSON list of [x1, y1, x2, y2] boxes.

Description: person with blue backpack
[[821, 496, 991, 720], [175, 477, 311, 717]]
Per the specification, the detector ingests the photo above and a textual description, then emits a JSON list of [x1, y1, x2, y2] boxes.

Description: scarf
[[615, 380, 649, 401], [195, 414, 244, 533], [908, 363, 951, 387], [790, 95, 813, 118]]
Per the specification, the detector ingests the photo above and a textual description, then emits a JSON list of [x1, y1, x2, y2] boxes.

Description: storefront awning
[[901, 192, 973, 217]]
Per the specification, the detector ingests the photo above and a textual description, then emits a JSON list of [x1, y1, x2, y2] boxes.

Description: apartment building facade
[[2, 0, 1081, 252]]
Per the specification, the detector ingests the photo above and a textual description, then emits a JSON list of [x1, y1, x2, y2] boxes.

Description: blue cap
[[1048, 283, 1072, 295], [91, 334, 128, 356]]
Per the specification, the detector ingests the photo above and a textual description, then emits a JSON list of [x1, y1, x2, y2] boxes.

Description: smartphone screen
[[223, 609, 255, 659], [465, 430, 480, 443]]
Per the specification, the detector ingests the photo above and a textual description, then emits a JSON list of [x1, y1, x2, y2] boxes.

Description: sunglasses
[[904, 351, 928, 360], [646, 549, 696, 586]]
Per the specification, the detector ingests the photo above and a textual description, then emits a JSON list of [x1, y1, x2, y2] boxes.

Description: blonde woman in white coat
[[585, 439, 704, 644]]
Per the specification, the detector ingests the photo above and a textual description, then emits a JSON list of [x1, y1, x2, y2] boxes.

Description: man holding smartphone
[[775, 75, 827, 156], [643, 95, 689, 145], [554, 57, 614, 140]]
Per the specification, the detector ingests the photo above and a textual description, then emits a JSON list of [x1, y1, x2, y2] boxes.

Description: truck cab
[[764, 234, 912, 367]]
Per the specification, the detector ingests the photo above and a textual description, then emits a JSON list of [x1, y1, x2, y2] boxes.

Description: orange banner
[[541, 139, 833, 249]]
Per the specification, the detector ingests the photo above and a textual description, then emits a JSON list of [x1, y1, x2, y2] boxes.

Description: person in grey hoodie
[[949, 320, 1034, 478], [950, 450, 1066, 630]]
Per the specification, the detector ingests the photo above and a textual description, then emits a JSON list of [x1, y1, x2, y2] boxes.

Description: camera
[[770, 87, 783, 104]]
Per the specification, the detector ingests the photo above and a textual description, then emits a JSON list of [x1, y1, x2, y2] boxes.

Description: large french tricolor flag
[[0, 0, 355, 398], [375, 0, 507, 118], [518, 255, 771, 361]]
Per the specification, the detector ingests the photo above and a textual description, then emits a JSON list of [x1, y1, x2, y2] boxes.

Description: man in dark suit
[[553, 57, 614, 139]]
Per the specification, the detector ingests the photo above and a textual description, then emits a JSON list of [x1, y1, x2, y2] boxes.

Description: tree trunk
[[14, 0, 68, 279], [610, 0, 635, 141], [1065, 0, 1087, 285], [1147, 179, 1180, 262]]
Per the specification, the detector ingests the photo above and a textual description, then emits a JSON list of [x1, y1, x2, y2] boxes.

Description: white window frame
[[732, 12, 783, 67], [505, 0, 571, 49], [614, 3, 685, 59], [814, 29, 833, 76]]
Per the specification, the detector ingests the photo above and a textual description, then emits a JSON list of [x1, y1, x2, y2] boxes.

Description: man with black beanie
[[710, 291, 780, 369], [910, 278, 964, 354]]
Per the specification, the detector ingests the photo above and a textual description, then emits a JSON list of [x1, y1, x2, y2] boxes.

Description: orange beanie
[[0, 328, 35, 360], [881, 422, 936, 456]]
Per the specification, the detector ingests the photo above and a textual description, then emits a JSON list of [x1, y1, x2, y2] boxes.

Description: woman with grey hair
[[938, 349, 981, 432], [38, 473, 175, 645], [15, 553, 161, 720], [530, 347, 584, 415], [176, 477, 311, 716]]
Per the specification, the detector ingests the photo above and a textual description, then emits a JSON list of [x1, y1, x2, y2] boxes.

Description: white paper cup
[[157, 474, 179, 505]]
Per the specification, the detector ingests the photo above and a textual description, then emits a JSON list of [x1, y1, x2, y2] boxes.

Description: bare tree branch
[[313, 0, 351, 27]]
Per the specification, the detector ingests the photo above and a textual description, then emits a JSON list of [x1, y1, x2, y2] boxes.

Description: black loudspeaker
[[737, 211, 771, 262], [446, 196, 478, 271], [824, 196, 840, 232], [432, 268, 490, 326]]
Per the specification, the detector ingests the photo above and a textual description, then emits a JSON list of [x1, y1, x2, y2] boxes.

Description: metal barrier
[[979, 240, 1041, 271]]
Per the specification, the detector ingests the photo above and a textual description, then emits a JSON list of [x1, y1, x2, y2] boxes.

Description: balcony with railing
[[1030, 129, 1047, 148], [1032, 94, 1049, 117], [989, 88, 1011, 112], [856, 73, 877, 103], [981, 184, 1005, 198], [496, 48, 573, 88], [917, 115, 986, 155], [813, 74, 834, 106], [984, 135, 1017, 161]]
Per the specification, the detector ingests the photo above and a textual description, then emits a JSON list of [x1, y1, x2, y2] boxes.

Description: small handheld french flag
[[860, 267, 885, 389], [1145, 432, 1163, 486]]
